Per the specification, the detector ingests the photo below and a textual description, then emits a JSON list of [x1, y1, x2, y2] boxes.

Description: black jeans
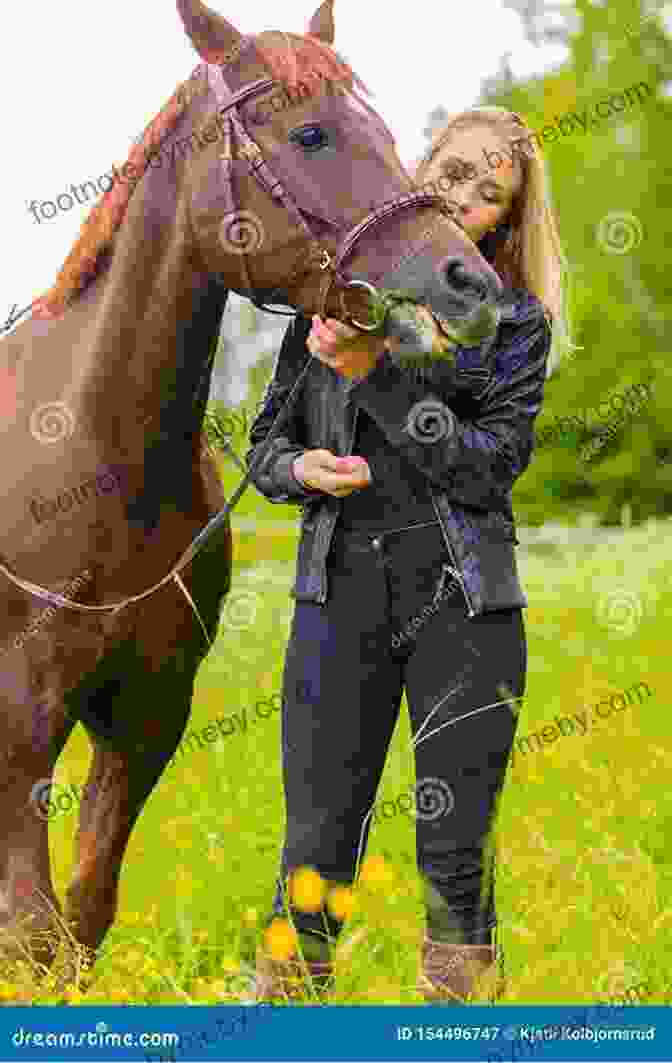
[[270, 520, 526, 951]]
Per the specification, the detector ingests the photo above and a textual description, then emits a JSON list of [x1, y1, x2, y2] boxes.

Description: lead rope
[[0, 353, 315, 639]]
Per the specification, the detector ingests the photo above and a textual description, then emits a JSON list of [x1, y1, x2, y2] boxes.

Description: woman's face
[[418, 124, 523, 244]]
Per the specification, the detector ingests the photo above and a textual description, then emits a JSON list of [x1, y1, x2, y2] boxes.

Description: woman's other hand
[[293, 450, 371, 497], [307, 315, 387, 380]]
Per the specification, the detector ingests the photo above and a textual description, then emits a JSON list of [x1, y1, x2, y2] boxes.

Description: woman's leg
[[376, 521, 525, 999], [266, 529, 405, 963], [404, 604, 526, 948]]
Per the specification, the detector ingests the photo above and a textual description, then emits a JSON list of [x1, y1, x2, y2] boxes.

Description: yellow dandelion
[[290, 866, 326, 913], [264, 918, 298, 961], [327, 885, 357, 921], [359, 855, 395, 890], [219, 955, 241, 974]]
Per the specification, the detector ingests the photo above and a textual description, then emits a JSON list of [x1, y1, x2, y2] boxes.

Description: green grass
[[27, 518, 672, 1005]]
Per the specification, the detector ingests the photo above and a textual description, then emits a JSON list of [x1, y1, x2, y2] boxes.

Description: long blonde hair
[[413, 106, 577, 365]]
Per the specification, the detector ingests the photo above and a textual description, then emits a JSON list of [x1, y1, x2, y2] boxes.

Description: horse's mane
[[32, 32, 368, 321]]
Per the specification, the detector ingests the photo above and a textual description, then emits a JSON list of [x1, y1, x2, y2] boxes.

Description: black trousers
[[270, 521, 526, 949]]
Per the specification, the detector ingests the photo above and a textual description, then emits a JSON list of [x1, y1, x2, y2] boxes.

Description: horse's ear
[[176, 0, 243, 65], [307, 0, 335, 45]]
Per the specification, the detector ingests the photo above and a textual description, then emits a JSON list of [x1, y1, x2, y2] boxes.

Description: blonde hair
[[414, 106, 577, 364]]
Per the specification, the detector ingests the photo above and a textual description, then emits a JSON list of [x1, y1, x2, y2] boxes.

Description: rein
[[0, 63, 452, 642]]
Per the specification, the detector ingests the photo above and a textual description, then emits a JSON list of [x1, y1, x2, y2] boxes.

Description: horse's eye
[[289, 125, 330, 152]]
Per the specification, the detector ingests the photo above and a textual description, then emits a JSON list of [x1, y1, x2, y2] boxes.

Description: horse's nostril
[[442, 259, 488, 301]]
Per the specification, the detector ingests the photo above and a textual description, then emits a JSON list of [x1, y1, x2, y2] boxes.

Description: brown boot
[[252, 946, 334, 1003], [417, 935, 504, 1003]]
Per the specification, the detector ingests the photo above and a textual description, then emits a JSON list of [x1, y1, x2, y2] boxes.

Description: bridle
[[0, 59, 456, 640]]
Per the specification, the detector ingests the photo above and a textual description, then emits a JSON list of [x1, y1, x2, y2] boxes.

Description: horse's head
[[177, 0, 504, 364]]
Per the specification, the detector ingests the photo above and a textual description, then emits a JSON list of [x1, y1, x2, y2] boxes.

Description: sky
[[0, 0, 572, 326]]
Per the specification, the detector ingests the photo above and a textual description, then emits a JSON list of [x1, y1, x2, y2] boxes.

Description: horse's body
[[0, 0, 502, 978]]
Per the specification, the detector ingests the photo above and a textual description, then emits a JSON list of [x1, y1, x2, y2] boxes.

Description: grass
[[5, 515, 671, 1007]]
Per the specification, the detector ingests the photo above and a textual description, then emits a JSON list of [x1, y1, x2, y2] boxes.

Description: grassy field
[[8, 511, 671, 1007]]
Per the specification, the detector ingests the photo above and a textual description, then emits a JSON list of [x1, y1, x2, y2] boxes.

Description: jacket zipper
[[429, 492, 476, 618], [316, 400, 360, 604]]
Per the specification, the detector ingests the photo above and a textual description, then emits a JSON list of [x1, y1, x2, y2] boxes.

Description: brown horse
[[0, 0, 503, 980]]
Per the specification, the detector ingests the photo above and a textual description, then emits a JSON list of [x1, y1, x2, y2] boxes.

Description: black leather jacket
[[245, 291, 551, 618]]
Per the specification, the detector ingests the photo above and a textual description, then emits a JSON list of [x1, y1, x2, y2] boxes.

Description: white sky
[[0, 0, 570, 322]]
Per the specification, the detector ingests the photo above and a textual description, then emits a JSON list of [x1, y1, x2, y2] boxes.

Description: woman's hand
[[293, 449, 371, 497], [307, 315, 387, 380]]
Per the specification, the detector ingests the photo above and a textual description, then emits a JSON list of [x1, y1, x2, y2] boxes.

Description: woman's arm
[[345, 293, 552, 509], [245, 315, 322, 505]]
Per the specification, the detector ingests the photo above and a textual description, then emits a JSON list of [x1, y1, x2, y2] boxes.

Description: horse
[[0, 0, 503, 982]]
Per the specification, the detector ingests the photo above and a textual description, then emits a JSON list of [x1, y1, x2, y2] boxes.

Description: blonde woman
[[247, 107, 570, 1003]]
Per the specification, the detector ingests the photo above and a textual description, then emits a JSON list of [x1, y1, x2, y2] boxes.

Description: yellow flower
[[289, 867, 326, 913], [264, 918, 298, 961], [360, 855, 395, 890], [220, 955, 241, 974], [242, 907, 258, 926], [327, 886, 357, 922]]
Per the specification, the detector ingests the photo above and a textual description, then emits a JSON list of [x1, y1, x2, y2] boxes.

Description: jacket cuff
[[278, 450, 324, 502]]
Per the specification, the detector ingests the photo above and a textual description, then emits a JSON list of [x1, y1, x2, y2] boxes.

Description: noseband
[[0, 59, 456, 632]]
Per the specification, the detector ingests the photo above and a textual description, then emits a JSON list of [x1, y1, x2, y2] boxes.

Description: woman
[[245, 106, 570, 1003]]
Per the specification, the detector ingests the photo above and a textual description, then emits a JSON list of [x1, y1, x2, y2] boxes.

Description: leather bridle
[[0, 61, 456, 638]]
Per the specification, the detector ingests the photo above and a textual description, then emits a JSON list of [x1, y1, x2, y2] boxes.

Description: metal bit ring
[[339, 279, 381, 332]]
